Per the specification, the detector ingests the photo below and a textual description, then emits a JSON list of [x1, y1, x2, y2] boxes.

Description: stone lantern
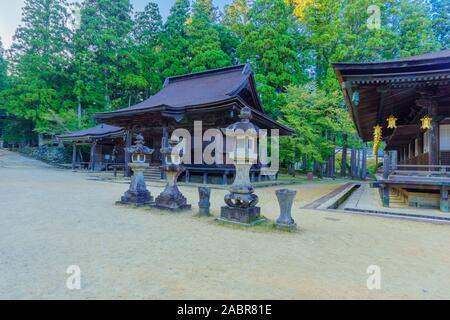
[[118, 133, 154, 206], [220, 107, 263, 225], [154, 138, 191, 211]]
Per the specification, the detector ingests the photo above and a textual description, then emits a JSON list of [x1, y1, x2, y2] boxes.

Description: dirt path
[[0, 149, 449, 299]]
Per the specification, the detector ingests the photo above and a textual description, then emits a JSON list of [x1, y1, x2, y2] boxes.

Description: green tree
[[159, 0, 191, 78], [133, 2, 163, 47], [1, 0, 74, 135], [394, 0, 441, 57], [237, 0, 305, 117], [72, 0, 136, 123], [0, 37, 8, 92], [187, 0, 231, 72], [280, 83, 357, 166], [132, 2, 163, 100], [429, 0, 449, 49], [222, 0, 251, 39]]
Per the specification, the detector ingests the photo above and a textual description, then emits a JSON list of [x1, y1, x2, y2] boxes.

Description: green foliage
[[429, 0, 449, 49], [0, 0, 73, 134], [0, 0, 446, 161], [158, 0, 191, 79], [72, 0, 135, 118], [280, 83, 356, 165], [237, 0, 305, 117], [0, 38, 8, 92], [187, 0, 231, 72]]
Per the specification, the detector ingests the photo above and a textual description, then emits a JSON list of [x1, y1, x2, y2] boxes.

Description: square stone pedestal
[[117, 190, 154, 206], [219, 206, 265, 226]]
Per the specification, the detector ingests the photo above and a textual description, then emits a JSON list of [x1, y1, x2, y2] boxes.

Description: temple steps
[[144, 166, 162, 181]]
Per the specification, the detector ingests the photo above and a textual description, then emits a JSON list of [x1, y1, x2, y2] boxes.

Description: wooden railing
[[399, 153, 429, 167], [388, 164, 450, 180]]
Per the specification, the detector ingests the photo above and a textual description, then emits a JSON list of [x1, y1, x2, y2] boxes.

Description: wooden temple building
[[334, 49, 450, 212], [59, 64, 292, 184]]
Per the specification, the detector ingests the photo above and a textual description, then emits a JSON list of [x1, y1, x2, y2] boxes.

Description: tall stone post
[[275, 189, 297, 230], [198, 186, 211, 216]]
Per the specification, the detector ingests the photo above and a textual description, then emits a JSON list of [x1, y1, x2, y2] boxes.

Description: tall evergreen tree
[[395, 0, 441, 57], [159, 0, 191, 78], [222, 0, 251, 39], [133, 2, 163, 47], [72, 0, 137, 122], [187, 0, 231, 72], [0, 38, 8, 92], [238, 0, 304, 117], [132, 2, 163, 100], [429, 0, 449, 49], [2, 0, 73, 135]]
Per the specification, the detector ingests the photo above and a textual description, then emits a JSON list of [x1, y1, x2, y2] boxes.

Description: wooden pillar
[[362, 147, 367, 180], [341, 134, 348, 177], [124, 131, 132, 177], [350, 147, 357, 179], [161, 125, 169, 180], [429, 106, 439, 166], [356, 149, 361, 179], [383, 151, 390, 180], [440, 186, 449, 212], [90, 141, 97, 172], [72, 143, 77, 170], [382, 185, 390, 207]]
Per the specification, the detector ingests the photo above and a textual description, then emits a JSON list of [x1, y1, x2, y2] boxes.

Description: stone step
[[143, 166, 162, 181]]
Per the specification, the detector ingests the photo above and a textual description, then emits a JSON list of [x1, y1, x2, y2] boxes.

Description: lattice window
[[440, 124, 450, 151]]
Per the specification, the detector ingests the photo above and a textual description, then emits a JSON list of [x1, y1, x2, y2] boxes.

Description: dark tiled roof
[[333, 49, 450, 71], [95, 64, 251, 117], [57, 124, 124, 141]]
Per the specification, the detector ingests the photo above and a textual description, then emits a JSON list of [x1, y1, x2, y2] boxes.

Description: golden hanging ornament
[[420, 116, 432, 130], [372, 125, 383, 155], [386, 115, 397, 129]]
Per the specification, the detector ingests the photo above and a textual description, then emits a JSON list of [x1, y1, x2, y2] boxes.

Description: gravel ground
[[1, 149, 450, 300]]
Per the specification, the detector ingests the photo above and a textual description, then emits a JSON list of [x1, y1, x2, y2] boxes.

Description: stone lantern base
[[117, 162, 154, 206], [219, 206, 264, 226], [119, 190, 154, 206], [154, 188, 192, 211]]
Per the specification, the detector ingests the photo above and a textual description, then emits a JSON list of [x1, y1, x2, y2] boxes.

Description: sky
[[0, 0, 233, 49]]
